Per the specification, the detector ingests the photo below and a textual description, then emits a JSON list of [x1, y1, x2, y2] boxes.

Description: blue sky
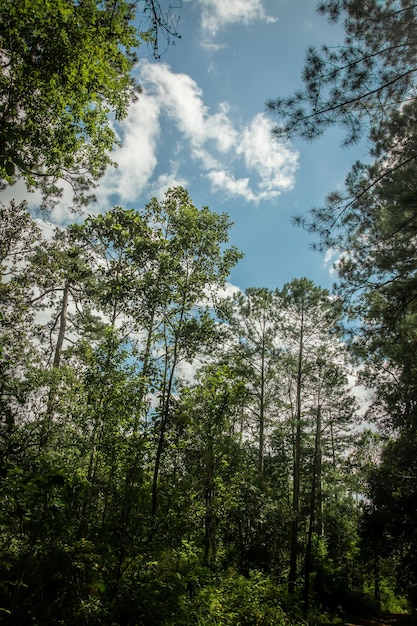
[[9, 0, 370, 293]]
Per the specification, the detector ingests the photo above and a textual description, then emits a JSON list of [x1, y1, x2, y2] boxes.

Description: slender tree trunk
[[330, 419, 336, 474], [114, 314, 156, 586], [316, 408, 323, 539], [151, 360, 177, 516], [374, 554, 381, 616], [135, 309, 156, 433], [113, 453, 141, 591], [258, 330, 266, 487], [288, 307, 304, 594], [151, 308, 183, 517], [42, 281, 70, 446], [204, 446, 215, 565], [78, 341, 113, 539], [303, 403, 321, 613]]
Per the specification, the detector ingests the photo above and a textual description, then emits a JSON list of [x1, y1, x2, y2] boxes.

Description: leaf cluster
[[267, 0, 417, 146]]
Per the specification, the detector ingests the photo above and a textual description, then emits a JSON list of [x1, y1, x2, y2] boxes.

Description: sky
[[6, 0, 371, 294]]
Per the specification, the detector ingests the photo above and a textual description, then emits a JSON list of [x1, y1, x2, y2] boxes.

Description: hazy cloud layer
[[97, 60, 298, 207]]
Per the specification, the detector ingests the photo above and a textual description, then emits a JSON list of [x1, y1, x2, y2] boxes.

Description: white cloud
[[8, 60, 297, 212], [197, 0, 277, 36], [237, 114, 298, 193], [95, 94, 161, 208], [347, 372, 374, 417], [139, 62, 237, 154], [0, 93, 161, 218], [207, 169, 254, 200], [134, 60, 298, 204], [71, 60, 298, 209], [324, 248, 339, 275], [149, 170, 188, 200], [0, 178, 75, 224], [200, 41, 225, 53], [216, 281, 242, 300]]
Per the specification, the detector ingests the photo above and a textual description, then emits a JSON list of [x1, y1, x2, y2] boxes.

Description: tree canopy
[[267, 0, 417, 146], [0, 0, 416, 622], [267, 1, 417, 609], [0, 191, 390, 625], [0, 0, 179, 209]]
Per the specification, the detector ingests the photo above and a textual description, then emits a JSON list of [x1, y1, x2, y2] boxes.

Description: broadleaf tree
[[0, 0, 180, 209]]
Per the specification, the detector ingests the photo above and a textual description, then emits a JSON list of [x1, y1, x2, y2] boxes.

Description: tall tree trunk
[[288, 306, 304, 594], [258, 328, 266, 487], [114, 312, 157, 585], [135, 308, 156, 432], [151, 310, 183, 517], [374, 554, 381, 616], [42, 281, 70, 446], [303, 403, 321, 613], [52, 281, 70, 369], [204, 448, 215, 566]]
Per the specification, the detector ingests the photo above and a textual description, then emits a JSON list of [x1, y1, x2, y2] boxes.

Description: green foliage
[[251, 0, 417, 618], [299, 81, 417, 610], [266, 1, 417, 609], [267, 0, 417, 145], [1, 190, 404, 623], [170, 568, 290, 626], [0, 0, 145, 208]]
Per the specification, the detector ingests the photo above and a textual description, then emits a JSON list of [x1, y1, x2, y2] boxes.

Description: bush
[[170, 567, 290, 626]]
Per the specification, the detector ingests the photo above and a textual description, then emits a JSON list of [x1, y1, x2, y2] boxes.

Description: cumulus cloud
[[206, 170, 252, 199], [139, 61, 298, 203], [197, 0, 277, 36], [216, 281, 242, 300], [92, 60, 298, 207], [149, 170, 189, 200], [0, 178, 43, 211], [238, 114, 298, 191], [138, 63, 238, 154], [96, 95, 161, 208]]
